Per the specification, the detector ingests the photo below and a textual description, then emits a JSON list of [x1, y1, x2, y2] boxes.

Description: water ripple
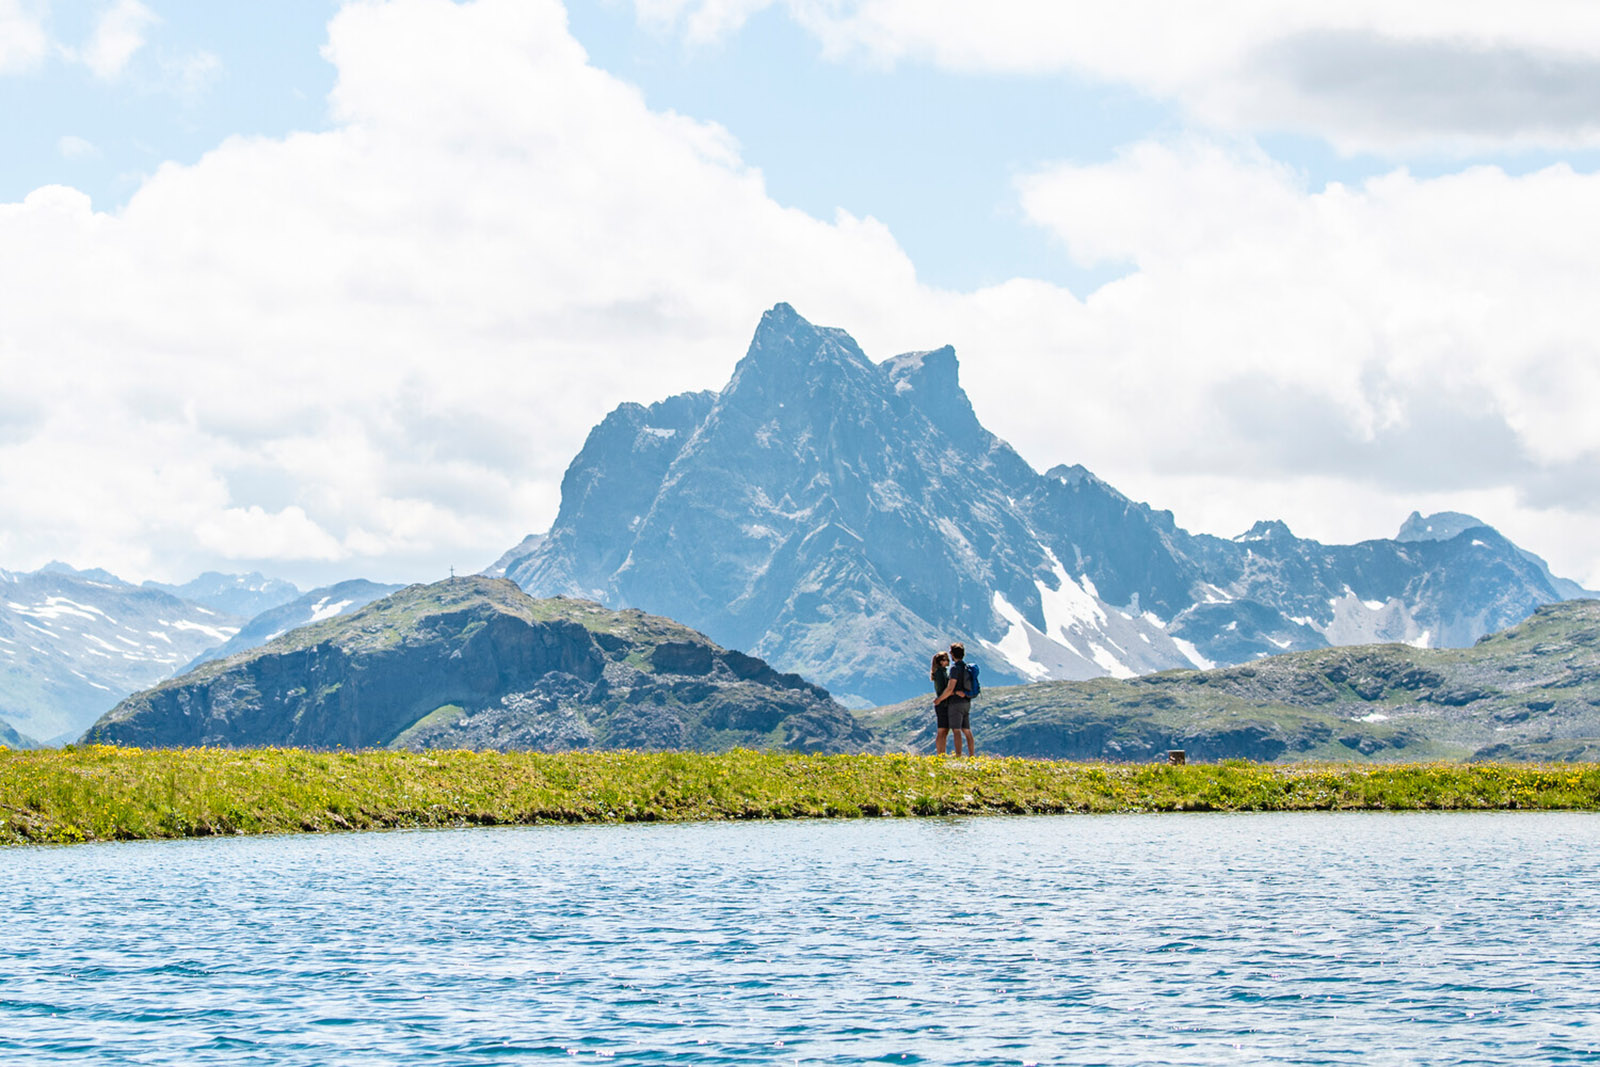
[[3, 812, 1599, 1063]]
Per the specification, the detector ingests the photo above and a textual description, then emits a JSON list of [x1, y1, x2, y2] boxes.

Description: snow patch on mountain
[[1322, 592, 1428, 647], [307, 597, 354, 623], [983, 552, 1194, 683], [1171, 637, 1215, 670], [0, 567, 255, 741], [163, 619, 237, 643], [1038, 551, 1107, 632], [987, 594, 1055, 682], [985, 592, 1120, 680]]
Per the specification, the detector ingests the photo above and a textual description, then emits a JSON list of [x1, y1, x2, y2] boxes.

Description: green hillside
[[868, 600, 1600, 763], [86, 577, 869, 754]]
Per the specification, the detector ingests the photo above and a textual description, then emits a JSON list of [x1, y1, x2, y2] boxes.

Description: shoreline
[[3, 746, 1598, 846]]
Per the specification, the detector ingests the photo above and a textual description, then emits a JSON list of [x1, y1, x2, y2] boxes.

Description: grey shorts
[[946, 699, 971, 730]]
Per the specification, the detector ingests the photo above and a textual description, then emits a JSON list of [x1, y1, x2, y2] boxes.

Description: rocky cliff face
[[495, 304, 1589, 707], [85, 576, 870, 754]]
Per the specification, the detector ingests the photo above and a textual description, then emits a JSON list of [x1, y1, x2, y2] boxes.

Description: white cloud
[[0, 0, 49, 74], [633, 0, 1600, 154], [3, 0, 1600, 593], [0, 0, 926, 586], [1012, 141, 1600, 467], [977, 139, 1600, 582], [194, 505, 346, 562], [79, 0, 157, 80], [634, 0, 775, 43], [57, 134, 100, 160]]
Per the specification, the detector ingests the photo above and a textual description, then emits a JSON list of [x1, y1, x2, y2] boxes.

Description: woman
[[930, 651, 953, 755]]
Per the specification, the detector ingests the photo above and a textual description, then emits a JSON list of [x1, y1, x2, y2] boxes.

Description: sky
[[3, 0, 1600, 592]]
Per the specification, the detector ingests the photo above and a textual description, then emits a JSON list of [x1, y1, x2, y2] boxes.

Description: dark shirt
[[931, 665, 949, 707], [948, 660, 971, 702]]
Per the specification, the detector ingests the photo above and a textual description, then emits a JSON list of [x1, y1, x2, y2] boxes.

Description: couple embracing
[[929, 642, 978, 756]]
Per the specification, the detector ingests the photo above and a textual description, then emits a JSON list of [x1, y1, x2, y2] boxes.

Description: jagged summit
[[729, 302, 874, 388], [494, 305, 1589, 705], [882, 345, 958, 391], [882, 344, 985, 445], [1046, 464, 1123, 495], [1236, 520, 1295, 543], [1397, 511, 1490, 543]]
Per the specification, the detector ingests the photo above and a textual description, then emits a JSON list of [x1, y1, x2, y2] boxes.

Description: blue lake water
[[2, 813, 1599, 1065]]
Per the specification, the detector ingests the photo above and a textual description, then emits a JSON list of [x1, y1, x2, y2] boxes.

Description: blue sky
[[1, 2, 336, 206], [14, 0, 1599, 294], [6, 0, 1165, 291], [24, 0, 1598, 295], [4, 0, 1600, 590]]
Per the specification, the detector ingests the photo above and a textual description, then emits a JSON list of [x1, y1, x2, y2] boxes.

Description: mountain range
[[494, 303, 1593, 707], [11, 303, 1594, 746], [0, 564, 395, 742], [85, 581, 1600, 763], [0, 563, 252, 743]]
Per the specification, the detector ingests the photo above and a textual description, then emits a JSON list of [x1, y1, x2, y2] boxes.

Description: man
[[939, 642, 976, 757]]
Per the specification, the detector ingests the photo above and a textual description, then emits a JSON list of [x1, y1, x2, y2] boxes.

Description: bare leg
[[936, 727, 949, 755], [962, 729, 975, 756], [952, 730, 966, 756]]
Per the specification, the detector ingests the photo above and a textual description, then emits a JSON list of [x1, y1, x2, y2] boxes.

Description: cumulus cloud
[[632, 0, 1600, 153], [1243, 30, 1600, 150], [3, 0, 1600, 592], [1015, 141, 1600, 464], [999, 139, 1600, 579], [0, 0, 928, 586], [194, 505, 346, 561]]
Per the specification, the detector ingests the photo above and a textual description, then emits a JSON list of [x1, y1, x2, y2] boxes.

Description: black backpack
[[953, 659, 981, 698]]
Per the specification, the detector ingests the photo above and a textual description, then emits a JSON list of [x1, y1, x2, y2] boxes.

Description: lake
[[2, 813, 1597, 1064]]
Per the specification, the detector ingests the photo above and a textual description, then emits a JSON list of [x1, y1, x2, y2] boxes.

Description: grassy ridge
[[3, 747, 1600, 845]]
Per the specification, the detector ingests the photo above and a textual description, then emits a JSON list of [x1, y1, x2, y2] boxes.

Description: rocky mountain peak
[[142, 570, 300, 618], [494, 305, 1592, 706], [40, 561, 124, 585], [1046, 463, 1116, 492], [1397, 511, 1491, 543], [726, 302, 874, 402], [882, 344, 983, 444], [1236, 519, 1295, 543], [882, 345, 956, 390]]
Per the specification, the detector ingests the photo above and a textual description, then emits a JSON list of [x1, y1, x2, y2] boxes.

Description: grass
[[2, 747, 1598, 846]]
